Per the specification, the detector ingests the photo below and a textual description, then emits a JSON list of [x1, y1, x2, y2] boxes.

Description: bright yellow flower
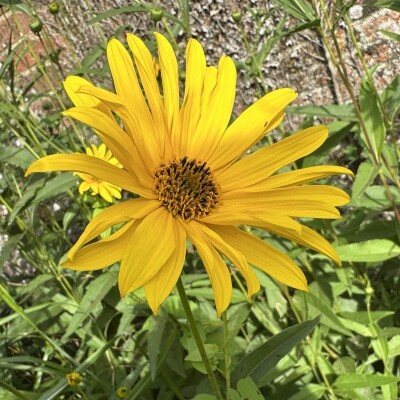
[[26, 33, 353, 316], [75, 143, 122, 202]]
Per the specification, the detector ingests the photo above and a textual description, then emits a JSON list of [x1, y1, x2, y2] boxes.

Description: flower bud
[[117, 386, 128, 399], [365, 286, 374, 296], [29, 18, 43, 34], [48, 1, 60, 14], [231, 11, 242, 23], [150, 8, 163, 22]]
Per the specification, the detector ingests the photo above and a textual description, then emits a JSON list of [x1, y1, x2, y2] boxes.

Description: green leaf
[[335, 0, 357, 22], [380, 75, 400, 122], [0, 233, 24, 269], [8, 177, 45, 225], [283, 19, 321, 36], [336, 239, 400, 262], [61, 271, 117, 342], [147, 311, 169, 381], [333, 357, 356, 375], [237, 377, 264, 400], [272, 0, 316, 21], [9, 174, 77, 225], [287, 384, 326, 400], [88, 5, 148, 24], [351, 162, 381, 200], [379, 29, 400, 42], [381, 144, 399, 182], [185, 344, 219, 374], [305, 294, 353, 336], [0, 379, 33, 399], [339, 310, 394, 325], [31, 173, 77, 204], [0, 146, 35, 168], [365, 0, 400, 12], [227, 389, 242, 400], [192, 396, 217, 400], [333, 373, 400, 389], [231, 317, 320, 385], [359, 79, 386, 158], [350, 185, 400, 209], [287, 104, 356, 120]]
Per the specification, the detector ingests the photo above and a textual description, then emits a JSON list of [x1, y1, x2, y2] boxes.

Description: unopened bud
[[117, 386, 128, 399], [365, 287, 374, 296], [150, 8, 163, 22], [29, 18, 43, 34], [48, 1, 60, 14], [231, 11, 242, 23]]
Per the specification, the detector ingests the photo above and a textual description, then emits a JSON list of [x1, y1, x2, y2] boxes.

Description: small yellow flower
[[66, 372, 81, 386], [116, 386, 129, 398], [26, 33, 353, 317], [75, 143, 122, 202]]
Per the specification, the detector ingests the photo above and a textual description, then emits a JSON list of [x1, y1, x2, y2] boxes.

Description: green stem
[[176, 278, 223, 400]]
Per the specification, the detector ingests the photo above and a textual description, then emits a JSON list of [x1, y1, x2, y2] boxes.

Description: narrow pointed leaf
[[232, 317, 320, 384]]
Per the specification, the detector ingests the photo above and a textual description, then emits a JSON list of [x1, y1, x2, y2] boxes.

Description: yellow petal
[[212, 225, 308, 291], [210, 88, 297, 170], [178, 38, 206, 156], [201, 208, 301, 234], [68, 198, 161, 259], [105, 184, 122, 199], [107, 38, 147, 115], [264, 222, 341, 265], [79, 181, 91, 194], [243, 165, 355, 190], [145, 221, 186, 314], [188, 56, 237, 160], [63, 107, 137, 173], [223, 185, 351, 207], [184, 221, 232, 317], [75, 87, 160, 176], [98, 185, 113, 203], [126, 34, 170, 156], [198, 223, 260, 299], [62, 221, 137, 271], [221, 196, 341, 219], [217, 126, 329, 191], [25, 154, 153, 198], [63, 76, 111, 118], [107, 38, 162, 158], [118, 208, 176, 297], [154, 32, 179, 135]]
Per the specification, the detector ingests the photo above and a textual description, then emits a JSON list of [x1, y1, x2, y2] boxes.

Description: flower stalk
[[176, 278, 223, 400]]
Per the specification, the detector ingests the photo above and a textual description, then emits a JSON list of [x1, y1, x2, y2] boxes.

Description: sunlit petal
[[119, 207, 176, 297], [68, 198, 161, 260], [145, 221, 186, 314], [184, 221, 232, 317], [217, 126, 329, 191], [62, 221, 137, 271], [212, 225, 308, 291]]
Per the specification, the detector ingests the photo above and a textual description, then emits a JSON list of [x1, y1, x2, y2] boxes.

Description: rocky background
[[1, 0, 399, 117]]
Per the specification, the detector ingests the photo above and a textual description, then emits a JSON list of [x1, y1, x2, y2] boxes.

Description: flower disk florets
[[154, 156, 220, 221]]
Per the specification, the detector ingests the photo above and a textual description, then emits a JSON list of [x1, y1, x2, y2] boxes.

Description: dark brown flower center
[[154, 156, 220, 221]]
